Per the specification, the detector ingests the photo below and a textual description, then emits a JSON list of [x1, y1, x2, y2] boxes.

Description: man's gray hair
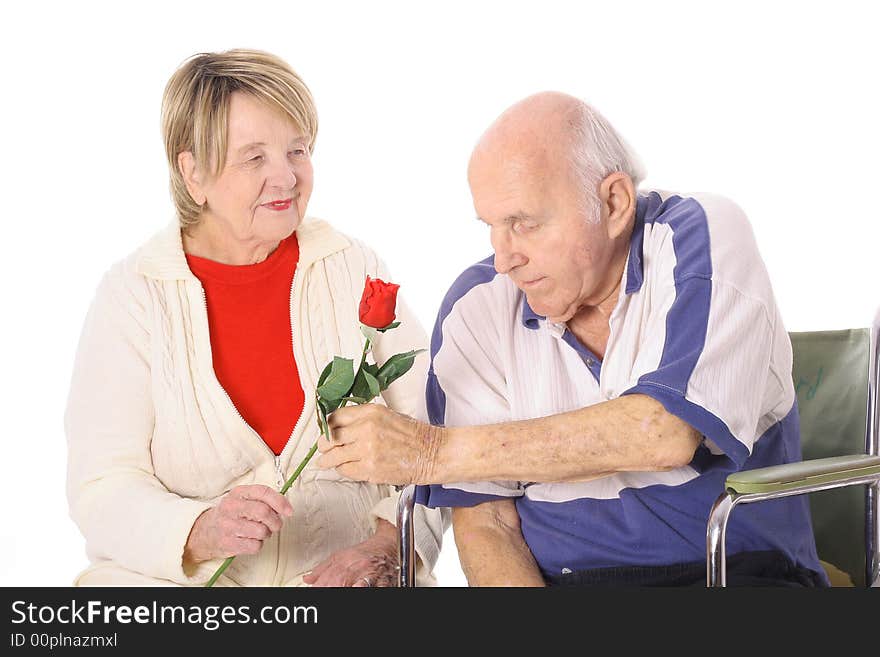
[[567, 102, 646, 221]]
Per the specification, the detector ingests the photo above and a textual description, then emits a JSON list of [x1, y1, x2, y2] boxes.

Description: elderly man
[[318, 92, 827, 587]]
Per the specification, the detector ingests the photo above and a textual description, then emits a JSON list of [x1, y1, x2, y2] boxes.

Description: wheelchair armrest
[[726, 454, 880, 495]]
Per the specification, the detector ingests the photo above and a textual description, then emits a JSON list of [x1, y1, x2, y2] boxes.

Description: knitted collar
[[136, 216, 350, 281]]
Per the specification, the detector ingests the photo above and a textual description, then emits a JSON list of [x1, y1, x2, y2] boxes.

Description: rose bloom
[[359, 276, 399, 328]]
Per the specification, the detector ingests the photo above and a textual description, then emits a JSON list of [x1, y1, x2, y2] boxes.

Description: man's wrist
[[413, 420, 446, 484], [433, 425, 474, 483]]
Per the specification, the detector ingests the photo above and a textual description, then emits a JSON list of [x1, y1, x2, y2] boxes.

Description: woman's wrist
[[183, 509, 213, 565], [371, 519, 398, 552]]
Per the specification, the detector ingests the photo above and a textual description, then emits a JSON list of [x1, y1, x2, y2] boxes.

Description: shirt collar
[[521, 296, 544, 330], [624, 194, 648, 294]]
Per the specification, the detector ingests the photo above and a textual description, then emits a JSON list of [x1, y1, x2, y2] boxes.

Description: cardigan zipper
[[197, 287, 287, 471], [197, 259, 312, 586], [273, 262, 310, 585], [273, 455, 285, 488], [284, 261, 311, 477]]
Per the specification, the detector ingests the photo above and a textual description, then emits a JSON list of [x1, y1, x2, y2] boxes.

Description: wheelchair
[[707, 310, 880, 587], [397, 309, 880, 587]]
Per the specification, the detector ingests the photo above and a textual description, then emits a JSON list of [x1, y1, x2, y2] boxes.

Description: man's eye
[[513, 221, 537, 234]]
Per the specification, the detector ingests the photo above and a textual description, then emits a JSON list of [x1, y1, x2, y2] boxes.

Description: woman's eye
[[248, 155, 263, 164], [290, 149, 307, 157]]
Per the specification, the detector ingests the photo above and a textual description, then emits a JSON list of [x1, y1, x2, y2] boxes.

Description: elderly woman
[[65, 49, 445, 586]]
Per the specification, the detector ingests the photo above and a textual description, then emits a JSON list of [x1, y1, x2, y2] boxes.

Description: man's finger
[[325, 405, 364, 429], [316, 444, 359, 470], [320, 425, 358, 447], [236, 484, 293, 517], [316, 432, 346, 454], [336, 462, 368, 482]]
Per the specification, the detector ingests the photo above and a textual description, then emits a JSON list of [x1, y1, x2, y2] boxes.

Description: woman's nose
[[267, 158, 298, 190]]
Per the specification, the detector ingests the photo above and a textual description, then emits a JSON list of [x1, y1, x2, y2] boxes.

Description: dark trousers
[[545, 551, 827, 587]]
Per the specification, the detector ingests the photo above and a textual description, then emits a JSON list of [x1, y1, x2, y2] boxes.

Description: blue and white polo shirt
[[416, 191, 826, 582]]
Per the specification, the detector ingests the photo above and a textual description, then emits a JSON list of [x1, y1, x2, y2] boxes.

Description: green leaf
[[316, 361, 333, 388], [376, 321, 401, 333], [363, 369, 380, 398], [318, 409, 330, 438], [316, 356, 355, 401], [359, 324, 379, 345], [376, 349, 427, 390], [350, 366, 381, 402], [340, 395, 369, 405], [318, 397, 339, 416]]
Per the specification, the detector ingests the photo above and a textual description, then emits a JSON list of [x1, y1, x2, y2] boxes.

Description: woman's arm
[[65, 261, 222, 584]]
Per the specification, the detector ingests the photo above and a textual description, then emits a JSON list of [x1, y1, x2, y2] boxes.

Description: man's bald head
[[469, 91, 644, 220], [470, 92, 585, 169]]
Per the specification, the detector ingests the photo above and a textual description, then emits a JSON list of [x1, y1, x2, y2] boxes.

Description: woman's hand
[[184, 484, 293, 565], [302, 519, 399, 587]]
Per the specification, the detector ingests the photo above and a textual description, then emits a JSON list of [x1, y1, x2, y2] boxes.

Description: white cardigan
[[65, 217, 446, 586]]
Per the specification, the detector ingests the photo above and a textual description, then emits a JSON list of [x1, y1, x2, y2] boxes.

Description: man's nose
[[492, 231, 527, 275]]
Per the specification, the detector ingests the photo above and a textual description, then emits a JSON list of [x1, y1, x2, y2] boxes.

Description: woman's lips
[[261, 198, 293, 211]]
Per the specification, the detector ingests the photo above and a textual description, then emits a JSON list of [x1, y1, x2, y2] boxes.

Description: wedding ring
[[360, 576, 373, 587]]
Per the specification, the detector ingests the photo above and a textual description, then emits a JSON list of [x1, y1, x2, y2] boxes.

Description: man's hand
[[302, 519, 400, 587], [316, 404, 443, 485], [183, 484, 293, 565]]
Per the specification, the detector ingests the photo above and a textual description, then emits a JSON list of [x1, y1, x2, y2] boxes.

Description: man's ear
[[177, 151, 207, 206], [598, 172, 636, 240]]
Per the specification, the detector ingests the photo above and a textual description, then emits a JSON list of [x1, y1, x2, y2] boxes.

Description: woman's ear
[[177, 151, 207, 206], [598, 172, 636, 240]]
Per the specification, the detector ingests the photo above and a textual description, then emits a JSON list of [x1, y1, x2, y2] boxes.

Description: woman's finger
[[231, 499, 283, 532], [219, 535, 263, 557], [302, 555, 334, 584], [235, 484, 293, 518], [231, 518, 271, 541]]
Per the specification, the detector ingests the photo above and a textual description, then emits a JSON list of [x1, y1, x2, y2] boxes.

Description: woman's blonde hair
[[161, 49, 318, 227]]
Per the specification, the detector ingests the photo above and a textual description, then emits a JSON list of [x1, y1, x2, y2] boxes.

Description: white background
[[0, 0, 877, 587]]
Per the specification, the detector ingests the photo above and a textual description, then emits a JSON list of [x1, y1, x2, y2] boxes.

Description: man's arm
[[436, 393, 702, 483], [452, 499, 545, 587], [318, 392, 701, 485]]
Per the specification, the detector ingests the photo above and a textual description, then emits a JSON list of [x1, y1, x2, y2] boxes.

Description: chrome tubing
[[708, 472, 880, 587], [707, 490, 739, 587], [397, 484, 417, 587], [867, 308, 880, 586]]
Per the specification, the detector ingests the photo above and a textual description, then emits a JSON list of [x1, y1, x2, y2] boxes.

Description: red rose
[[359, 276, 400, 328]]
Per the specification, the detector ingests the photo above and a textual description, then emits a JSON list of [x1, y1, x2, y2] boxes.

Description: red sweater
[[185, 234, 305, 455]]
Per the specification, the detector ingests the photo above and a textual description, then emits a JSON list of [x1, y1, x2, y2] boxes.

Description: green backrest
[[790, 328, 870, 586]]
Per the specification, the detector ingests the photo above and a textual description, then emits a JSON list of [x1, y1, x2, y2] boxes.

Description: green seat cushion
[[725, 328, 870, 585]]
